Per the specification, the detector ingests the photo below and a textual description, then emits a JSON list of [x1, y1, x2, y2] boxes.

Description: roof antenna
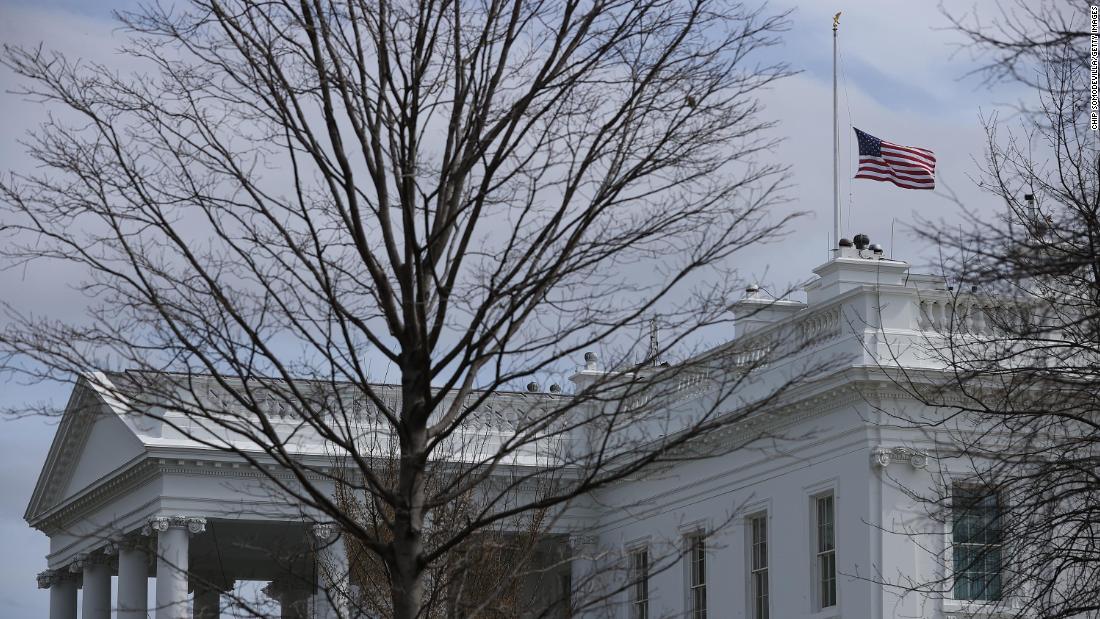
[[647, 316, 660, 367], [890, 217, 896, 259]]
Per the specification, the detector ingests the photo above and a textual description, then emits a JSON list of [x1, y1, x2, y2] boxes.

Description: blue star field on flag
[[853, 128, 935, 190]]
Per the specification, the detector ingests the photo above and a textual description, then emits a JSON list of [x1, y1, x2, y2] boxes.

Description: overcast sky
[[0, 0, 1031, 614]]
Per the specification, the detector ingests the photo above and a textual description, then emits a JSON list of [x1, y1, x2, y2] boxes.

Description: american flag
[[853, 128, 935, 190]]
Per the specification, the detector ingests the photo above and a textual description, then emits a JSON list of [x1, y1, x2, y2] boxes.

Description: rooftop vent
[[583, 351, 598, 371], [853, 233, 870, 250], [526, 381, 539, 392]]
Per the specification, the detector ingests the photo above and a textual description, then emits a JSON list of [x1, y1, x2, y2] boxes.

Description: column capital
[[569, 533, 598, 549], [871, 445, 929, 470], [142, 515, 207, 535], [311, 522, 341, 545], [37, 569, 75, 589]]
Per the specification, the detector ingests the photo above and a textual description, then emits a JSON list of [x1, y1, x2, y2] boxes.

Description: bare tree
[[944, 0, 1092, 96], [0, 0, 816, 616], [879, 3, 1100, 616]]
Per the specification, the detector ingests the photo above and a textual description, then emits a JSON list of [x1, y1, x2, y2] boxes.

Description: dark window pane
[[688, 534, 706, 619], [816, 495, 837, 608], [952, 486, 1003, 601]]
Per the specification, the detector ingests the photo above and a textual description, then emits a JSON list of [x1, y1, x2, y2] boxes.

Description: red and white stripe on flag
[[853, 128, 936, 190]]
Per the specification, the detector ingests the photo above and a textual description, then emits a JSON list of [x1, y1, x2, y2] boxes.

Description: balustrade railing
[[917, 297, 1035, 335]]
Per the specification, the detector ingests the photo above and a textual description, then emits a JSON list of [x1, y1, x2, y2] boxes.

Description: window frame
[[939, 474, 1026, 617], [685, 530, 707, 619], [747, 511, 769, 619], [628, 545, 650, 619], [949, 483, 1004, 603], [812, 491, 837, 611]]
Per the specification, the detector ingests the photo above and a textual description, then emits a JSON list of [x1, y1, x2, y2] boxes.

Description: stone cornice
[[589, 372, 927, 495], [32, 453, 339, 535], [594, 432, 871, 532], [32, 458, 160, 535], [36, 448, 556, 536], [69, 550, 113, 571], [24, 381, 97, 523], [659, 376, 882, 462]]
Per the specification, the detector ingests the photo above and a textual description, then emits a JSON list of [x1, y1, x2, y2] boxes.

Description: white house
[[26, 240, 1008, 619]]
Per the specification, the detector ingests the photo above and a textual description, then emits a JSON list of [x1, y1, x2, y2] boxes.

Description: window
[[687, 532, 707, 619], [815, 494, 837, 608], [749, 514, 769, 619], [630, 547, 649, 619], [952, 485, 1003, 601]]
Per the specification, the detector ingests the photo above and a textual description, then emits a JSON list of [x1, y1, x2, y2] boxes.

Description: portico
[[35, 517, 344, 619], [25, 366, 575, 619]]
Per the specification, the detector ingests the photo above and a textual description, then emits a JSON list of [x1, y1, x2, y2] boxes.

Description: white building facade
[[26, 246, 1009, 619]]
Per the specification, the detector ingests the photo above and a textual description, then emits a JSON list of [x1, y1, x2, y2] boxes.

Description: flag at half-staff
[[853, 127, 936, 190]]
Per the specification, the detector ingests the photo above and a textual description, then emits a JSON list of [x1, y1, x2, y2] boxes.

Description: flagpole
[[832, 12, 841, 255]]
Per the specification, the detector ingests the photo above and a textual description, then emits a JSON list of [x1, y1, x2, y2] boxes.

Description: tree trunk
[[391, 361, 430, 618]]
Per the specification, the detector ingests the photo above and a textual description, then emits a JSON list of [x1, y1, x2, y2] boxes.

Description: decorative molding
[[36, 455, 346, 535], [114, 534, 149, 552], [25, 382, 98, 524], [33, 458, 158, 535], [664, 381, 868, 461], [311, 523, 340, 545], [569, 534, 598, 548], [68, 550, 113, 570], [142, 516, 207, 535], [871, 445, 929, 470]]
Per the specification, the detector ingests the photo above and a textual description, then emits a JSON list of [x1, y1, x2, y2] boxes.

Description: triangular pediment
[[24, 374, 146, 526]]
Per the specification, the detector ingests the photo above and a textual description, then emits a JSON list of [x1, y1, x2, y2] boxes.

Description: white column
[[117, 540, 150, 619], [146, 516, 206, 619], [38, 569, 78, 619], [81, 555, 112, 619], [311, 524, 350, 619]]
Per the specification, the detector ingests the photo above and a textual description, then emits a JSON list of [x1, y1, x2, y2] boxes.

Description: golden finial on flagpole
[[833, 11, 842, 32]]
